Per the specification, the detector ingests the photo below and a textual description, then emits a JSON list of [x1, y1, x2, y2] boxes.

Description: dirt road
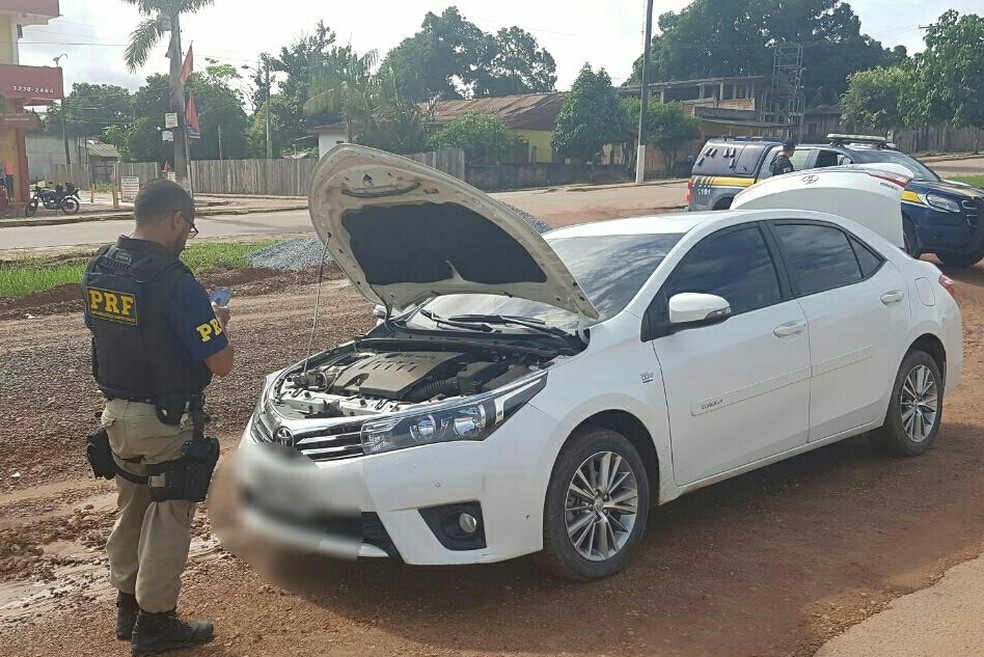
[[1, 228, 983, 656]]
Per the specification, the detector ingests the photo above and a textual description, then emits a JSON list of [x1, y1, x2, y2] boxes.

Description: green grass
[[0, 240, 276, 299], [949, 175, 984, 189]]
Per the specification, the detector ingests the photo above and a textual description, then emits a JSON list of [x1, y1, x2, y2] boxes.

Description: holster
[[147, 395, 220, 503], [85, 427, 116, 481]]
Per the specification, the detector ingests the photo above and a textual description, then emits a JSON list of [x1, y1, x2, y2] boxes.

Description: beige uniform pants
[[102, 399, 195, 614]]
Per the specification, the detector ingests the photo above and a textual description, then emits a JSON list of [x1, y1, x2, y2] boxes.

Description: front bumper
[[232, 402, 556, 566]]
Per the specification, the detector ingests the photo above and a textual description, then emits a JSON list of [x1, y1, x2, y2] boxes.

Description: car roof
[[546, 210, 763, 238]]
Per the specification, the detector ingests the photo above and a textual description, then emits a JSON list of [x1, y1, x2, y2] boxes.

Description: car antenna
[[301, 241, 332, 377]]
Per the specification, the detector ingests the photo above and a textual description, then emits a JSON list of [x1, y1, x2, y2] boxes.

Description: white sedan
[[228, 146, 962, 580]]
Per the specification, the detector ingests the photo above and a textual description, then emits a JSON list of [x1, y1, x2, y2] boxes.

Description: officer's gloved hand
[[211, 302, 231, 330]]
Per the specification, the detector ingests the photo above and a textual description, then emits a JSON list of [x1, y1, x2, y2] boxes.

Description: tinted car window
[[668, 226, 782, 314], [773, 224, 863, 296], [850, 236, 884, 278], [851, 150, 940, 181], [760, 147, 813, 178]]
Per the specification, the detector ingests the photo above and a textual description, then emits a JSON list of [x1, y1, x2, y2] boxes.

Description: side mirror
[[668, 293, 731, 327]]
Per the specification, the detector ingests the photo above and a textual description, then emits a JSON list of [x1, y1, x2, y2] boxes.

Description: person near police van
[[82, 179, 234, 655], [770, 138, 797, 176]]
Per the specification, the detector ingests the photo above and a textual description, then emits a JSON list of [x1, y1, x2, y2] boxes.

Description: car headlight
[[924, 193, 961, 213], [360, 374, 547, 455]]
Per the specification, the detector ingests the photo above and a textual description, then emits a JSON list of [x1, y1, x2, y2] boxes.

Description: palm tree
[[122, 0, 214, 184], [304, 47, 380, 143]]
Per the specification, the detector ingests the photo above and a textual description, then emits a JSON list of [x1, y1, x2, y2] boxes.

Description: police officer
[[82, 179, 234, 655], [770, 139, 797, 176]]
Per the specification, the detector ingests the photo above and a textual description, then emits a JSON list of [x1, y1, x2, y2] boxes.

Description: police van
[[686, 134, 984, 267]]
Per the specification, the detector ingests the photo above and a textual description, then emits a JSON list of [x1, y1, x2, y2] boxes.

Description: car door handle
[[881, 290, 904, 305], [773, 320, 807, 337]]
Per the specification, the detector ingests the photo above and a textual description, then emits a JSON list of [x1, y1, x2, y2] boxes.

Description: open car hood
[[732, 164, 912, 248], [308, 145, 599, 319]]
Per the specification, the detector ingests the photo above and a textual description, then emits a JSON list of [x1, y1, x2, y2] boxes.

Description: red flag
[[186, 93, 201, 139], [178, 43, 194, 86]]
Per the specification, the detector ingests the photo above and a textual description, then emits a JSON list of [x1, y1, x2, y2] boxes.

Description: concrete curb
[[0, 204, 309, 228]]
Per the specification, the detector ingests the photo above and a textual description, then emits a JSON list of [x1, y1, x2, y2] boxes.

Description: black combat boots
[[130, 609, 214, 656], [116, 592, 139, 640]]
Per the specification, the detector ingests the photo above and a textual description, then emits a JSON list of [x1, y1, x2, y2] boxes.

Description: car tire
[[536, 428, 650, 580], [871, 350, 944, 456], [902, 216, 920, 258], [935, 250, 984, 268]]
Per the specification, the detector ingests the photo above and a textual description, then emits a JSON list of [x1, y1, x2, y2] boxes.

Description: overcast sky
[[17, 0, 982, 96]]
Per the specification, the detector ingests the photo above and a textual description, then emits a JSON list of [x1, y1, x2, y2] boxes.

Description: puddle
[[0, 536, 226, 627]]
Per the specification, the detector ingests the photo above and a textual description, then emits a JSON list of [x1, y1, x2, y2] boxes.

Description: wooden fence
[[44, 149, 466, 197]]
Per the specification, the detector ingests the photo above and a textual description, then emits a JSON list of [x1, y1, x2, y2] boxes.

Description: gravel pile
[[249, 205, 550, 273], [249, 238, 331, 271]]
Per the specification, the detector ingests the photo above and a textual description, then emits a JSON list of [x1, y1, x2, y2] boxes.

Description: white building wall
[[317, 131, 348, 158]]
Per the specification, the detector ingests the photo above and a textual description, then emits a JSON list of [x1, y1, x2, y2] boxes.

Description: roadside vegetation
[[0, 240, 275, 298], [951, 175, 984, 188]]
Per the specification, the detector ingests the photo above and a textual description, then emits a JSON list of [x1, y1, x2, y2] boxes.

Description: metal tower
[[768, 43, 805, 138]]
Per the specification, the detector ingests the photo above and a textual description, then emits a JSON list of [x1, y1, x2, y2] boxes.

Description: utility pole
[[264, 56, 272, 159], [53, 54, 70, 166], [218, 124, 223, 161], [61, 98, 71, 166], [635, 0, 654, 185], [168, 13, 190, 192]]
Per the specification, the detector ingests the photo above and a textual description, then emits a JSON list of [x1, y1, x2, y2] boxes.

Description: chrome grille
[[294, 423, 364, 462], [251, 411, 365, 462]]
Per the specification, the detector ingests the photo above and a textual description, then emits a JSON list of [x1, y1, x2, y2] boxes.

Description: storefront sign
[[0, 64, 64, 104], [0, 113, 40, 129]]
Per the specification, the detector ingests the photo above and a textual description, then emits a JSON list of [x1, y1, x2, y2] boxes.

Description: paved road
[[3, 156, 982, 252]]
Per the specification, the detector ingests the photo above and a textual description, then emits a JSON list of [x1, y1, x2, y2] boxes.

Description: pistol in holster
[[147, 395, 220, 503]]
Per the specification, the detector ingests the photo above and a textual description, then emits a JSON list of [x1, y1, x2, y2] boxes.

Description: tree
[[304, 47, 379, 143], [356, 97, 433, 155], [43, 83, 133, 141], [381, 7, 488, 102], [186, 65, 249, 160], [474, 27, 557, 97], [908, 11, 984, 139], [247, 98, 286, 158], [380, 6, 558, 101], [428, 112, 520, 164], [271, 21, 340, 146], [840, 65, 909, 131], [647, 102, 701, 173], [122, 0, 215, 186], [626, 0, 902, 105], [553, 65, 626, 163]]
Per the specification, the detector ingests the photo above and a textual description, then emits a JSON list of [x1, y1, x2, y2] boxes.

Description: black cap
[[782, 139, 797, 149]]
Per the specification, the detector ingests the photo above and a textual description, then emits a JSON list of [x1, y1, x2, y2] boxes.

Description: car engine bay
[[272, 345, 552, 419]]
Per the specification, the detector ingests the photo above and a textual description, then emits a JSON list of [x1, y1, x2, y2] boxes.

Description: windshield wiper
[[410, 309, 493, 332], [447, 314, 576, 340]]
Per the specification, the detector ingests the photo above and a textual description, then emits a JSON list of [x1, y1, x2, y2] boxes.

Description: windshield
[[406, 232, 683, 331], [851, 150, 940, 182]]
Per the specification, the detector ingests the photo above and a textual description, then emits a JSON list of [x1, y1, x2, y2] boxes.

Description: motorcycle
[[25, 182, 80, 217]]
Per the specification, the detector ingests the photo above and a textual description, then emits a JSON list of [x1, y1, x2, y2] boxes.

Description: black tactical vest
[[82, 237, 212, 399]]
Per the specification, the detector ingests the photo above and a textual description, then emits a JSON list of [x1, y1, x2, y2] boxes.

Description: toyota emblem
[[801, 174, 819, 185], [274, 427, 295, 448]]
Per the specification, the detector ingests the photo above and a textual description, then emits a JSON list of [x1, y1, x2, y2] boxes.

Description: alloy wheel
[[900, 364, 938, 443], [564, 450, 639, 561]]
